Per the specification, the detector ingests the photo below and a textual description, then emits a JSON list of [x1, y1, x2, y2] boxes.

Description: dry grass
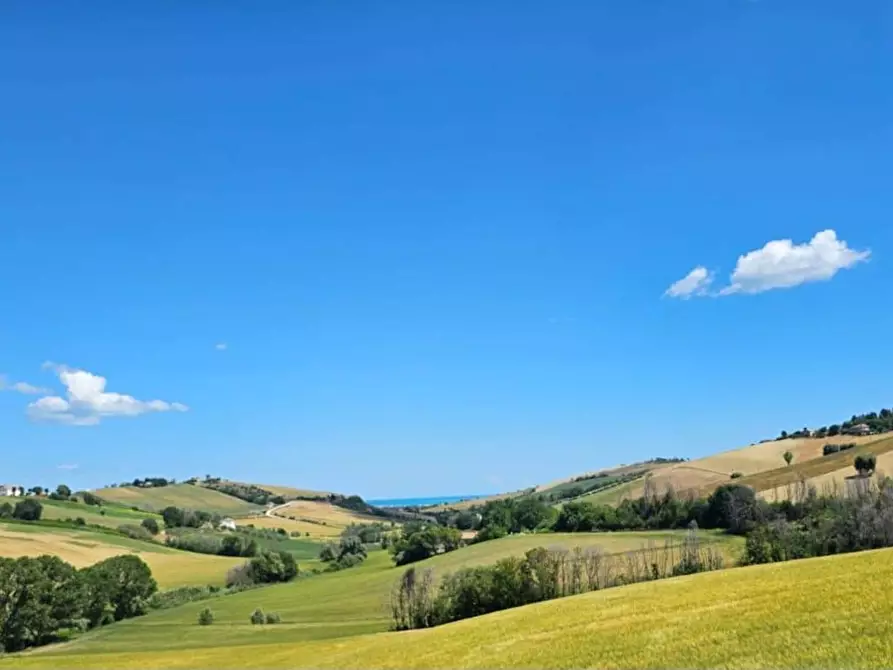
[[7, 545, 893, 668], [0, 524, 242, 588]]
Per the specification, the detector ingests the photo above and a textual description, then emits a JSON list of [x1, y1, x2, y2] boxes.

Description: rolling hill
[[0, 522, 243, 589], [95, 483, 262, 515], [4, 540, 889, 668]]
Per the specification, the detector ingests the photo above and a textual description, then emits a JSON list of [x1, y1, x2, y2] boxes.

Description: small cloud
[[667, 230, 869, 299], [721, 229, 869, 295], [57, 464, 79, 471], [215, 343, 228, 351], [27, 364, 188, 427], [664, 266, 714, 299], [0, 374, 48, 395]]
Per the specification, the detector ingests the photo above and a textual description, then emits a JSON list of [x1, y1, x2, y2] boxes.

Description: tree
[[855, 454, 877, 476], [141, 518, 160, 535], [81, 555, 157, 627], [56, 484, 72, 499], [783, 451, 794, 466], [0, 556, 84, 653], [13, 498, 42, 521], [198, 608, 214, 625]]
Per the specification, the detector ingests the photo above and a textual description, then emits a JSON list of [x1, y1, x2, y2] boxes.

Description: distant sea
[[367, 494, 488, 508]]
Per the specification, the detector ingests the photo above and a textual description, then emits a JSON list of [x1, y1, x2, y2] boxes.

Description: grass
[[39, 499, 163, 530], [0, 521, 243, 589], [0, 530, 742, 666], [95, 484, 261, 515], [8, 546, 893, 668]]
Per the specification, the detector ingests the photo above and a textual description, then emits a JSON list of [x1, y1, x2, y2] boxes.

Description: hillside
[[0, 530, 742, 666], [4, 542, 890, 668], [95, 483, 262, 515], [0, 522, 242, 589]]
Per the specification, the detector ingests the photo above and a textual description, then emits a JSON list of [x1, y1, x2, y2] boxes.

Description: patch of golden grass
[[9, 546, 893, 668], [0, 525, 243, 589]]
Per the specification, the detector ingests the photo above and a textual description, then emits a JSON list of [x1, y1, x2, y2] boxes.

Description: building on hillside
[[846, 423, 872, 436], [0, 484, 24, 497], [218, 517, 237, 531]]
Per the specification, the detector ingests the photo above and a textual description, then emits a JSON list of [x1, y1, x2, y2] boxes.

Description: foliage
[[390, 524, 462, 566], [198, 607, 214, 625], [141, 517, 160, 535], [854, 454, 877, 476], [13, 498, 43, 521], [391, 528, 725, 631]]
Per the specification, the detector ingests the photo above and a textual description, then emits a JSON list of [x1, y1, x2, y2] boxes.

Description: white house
[[0, 485, 24, 497], [218, 517, 237, 531]]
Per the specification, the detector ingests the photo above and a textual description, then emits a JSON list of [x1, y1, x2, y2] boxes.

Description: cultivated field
[[1, 530, 743, 667], [39, 499, 163, 530], [0, 522, 242, 589], [95, 484, 261, 515]]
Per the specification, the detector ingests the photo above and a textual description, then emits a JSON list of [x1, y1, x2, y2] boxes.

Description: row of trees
[[0, 554, 157, 653], [390, 527, 723, 631]]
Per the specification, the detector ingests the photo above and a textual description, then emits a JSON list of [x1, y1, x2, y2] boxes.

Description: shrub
[[141, 518, 160, 535], [250, 608, 266, 625], [12, 498, 43, 521], [264, 612, 281, 624], [198, 608, 214, 625]]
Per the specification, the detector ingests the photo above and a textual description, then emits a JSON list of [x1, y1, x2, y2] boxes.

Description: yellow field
[[6, 544, 893, 668], [0, 524, 243, 589], [268, 500, 382, 534]]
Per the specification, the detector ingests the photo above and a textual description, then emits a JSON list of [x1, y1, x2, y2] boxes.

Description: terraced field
[[0, 530, 742, 667], [0, 522, 242, 589], [95, 484, 261, 515]]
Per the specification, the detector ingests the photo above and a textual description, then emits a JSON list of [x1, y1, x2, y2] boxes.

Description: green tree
[[783, 450, 794, 466], [13, 498, 42, 521], [81, 555, 157, 627], [141, 518, 160, 535]]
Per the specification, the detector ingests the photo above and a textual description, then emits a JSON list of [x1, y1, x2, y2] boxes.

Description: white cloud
[[27, 365, 188, 426], [664, 266, 714, 299], [215, 343, 227, 351], [666, 230, 869, 299], [720, 229, 870, 295], [0, 375, 49, 395]]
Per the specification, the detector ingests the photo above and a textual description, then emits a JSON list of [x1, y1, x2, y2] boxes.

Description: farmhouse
[[218, 517, 237, 531], [0, 484, 24, 497]]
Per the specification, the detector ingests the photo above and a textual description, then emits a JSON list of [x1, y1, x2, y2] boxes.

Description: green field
[[6, 545, 893, 668], [1, 530, 742, 667], [39, 499, 163, 529], [95, 484, 261, 515]]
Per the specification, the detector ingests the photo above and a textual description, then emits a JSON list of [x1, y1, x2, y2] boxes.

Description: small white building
[[218, 517, 237, 531], [0, 485, 24, 497]]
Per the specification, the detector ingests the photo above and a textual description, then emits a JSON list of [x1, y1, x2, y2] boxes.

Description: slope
[[95, 484, 261, 515], [2, 530, 742, 666], [8, 546, 893, 668], [0, 522, 243, 589]]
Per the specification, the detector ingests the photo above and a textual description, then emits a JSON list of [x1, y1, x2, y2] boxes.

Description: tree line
[[390, 526, 723, 631], [0, 554, 157, 653]]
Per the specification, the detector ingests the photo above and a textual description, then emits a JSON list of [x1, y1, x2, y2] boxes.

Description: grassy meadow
[[0, 530, 743, 667], [95, 484, 261, 515], [0, 522, 243, 589]]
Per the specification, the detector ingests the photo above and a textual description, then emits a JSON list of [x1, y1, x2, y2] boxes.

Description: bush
[[13, 498, 43, 521], [141, 518, 160, 535], [198, 608, 214, 626], [250, 608, 266, 625], [117, 524, 154, 542], [264, 612, 281, 624]]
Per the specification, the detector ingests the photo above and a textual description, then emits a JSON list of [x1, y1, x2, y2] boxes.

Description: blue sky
[[1, 1, 891, 498]]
